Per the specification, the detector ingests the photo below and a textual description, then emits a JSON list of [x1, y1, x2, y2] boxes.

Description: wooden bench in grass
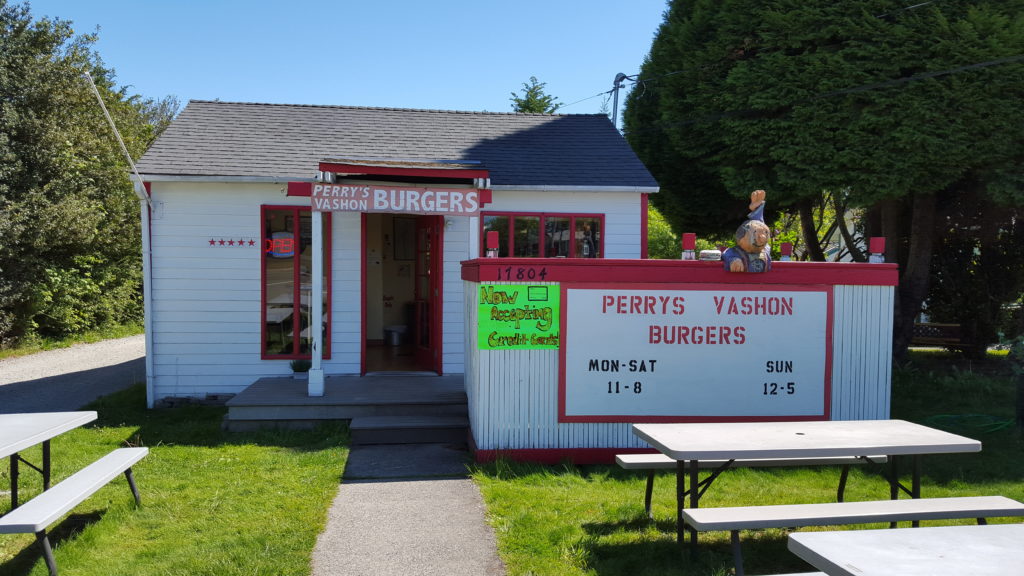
[[681, 495, 1024, 576], [616, 453, 887, 518], [0, 447, 149, 576]]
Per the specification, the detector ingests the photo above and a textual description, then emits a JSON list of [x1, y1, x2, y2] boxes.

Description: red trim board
[[462, 258, 898, 287]]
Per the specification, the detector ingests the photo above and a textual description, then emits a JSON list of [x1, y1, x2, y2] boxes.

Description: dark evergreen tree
[[510, 76, 561, 113], [624, 0, 1024, 359]]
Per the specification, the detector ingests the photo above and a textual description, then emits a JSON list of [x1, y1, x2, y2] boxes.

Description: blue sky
[[27, 0, 668, 118]]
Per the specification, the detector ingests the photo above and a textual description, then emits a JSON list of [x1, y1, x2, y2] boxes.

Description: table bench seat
[[0, 447, 148, 575], [683, 495, 1024, 576], [616, 453, 886, 517]]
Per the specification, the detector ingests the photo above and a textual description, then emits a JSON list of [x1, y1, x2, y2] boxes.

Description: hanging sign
[[560, 284, 832, 422], [478, 284, 560, 350], [311, 184, 480, 215]]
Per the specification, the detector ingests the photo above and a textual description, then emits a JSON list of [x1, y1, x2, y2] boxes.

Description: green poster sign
[[478, 284, 560, 349]]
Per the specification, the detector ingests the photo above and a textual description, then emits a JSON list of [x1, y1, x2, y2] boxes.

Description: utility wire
[[559, 89, 614, 110], [876, 0, 951, 19], [622, 53, 1024, 134], [813, 53, 1024, 99], [611, 0, 961, 104]]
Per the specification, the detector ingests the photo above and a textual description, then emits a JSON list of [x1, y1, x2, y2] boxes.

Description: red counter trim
[[462, 258, 898, 286], [474, 447, 655, 465], [640, 194, 649, 259]]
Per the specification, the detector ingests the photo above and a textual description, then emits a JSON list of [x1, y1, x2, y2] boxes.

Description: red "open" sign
[[265, 237, 295, 257]]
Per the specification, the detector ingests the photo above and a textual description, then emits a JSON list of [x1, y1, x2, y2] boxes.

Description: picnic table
[[632, 419, 983, 546], [1, 410, 148, 575], [0, 411, 98, 510], [788, 523, 1024, 575]]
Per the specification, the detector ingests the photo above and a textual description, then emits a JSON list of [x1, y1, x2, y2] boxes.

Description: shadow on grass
[[0, 511, 103, 576], [576, 530, 816, 576], [85, 384, 350, 452], [583, 515, 678, 536]]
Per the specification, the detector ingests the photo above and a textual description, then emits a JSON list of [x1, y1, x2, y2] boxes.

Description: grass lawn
[[0, 385, 348, 576], [473, 350, 1024, 575], [0, 350, 1019, 575]]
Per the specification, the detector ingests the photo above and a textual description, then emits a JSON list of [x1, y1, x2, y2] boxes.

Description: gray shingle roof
[[136, 101, 658, 188]]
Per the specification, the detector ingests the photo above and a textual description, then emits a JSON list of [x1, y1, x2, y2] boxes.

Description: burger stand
[[134, 101, 898, 464], [463, 258, 897, 463], [289, 185, 898, 463]]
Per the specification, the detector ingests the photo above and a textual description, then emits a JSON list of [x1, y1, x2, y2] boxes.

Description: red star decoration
[[209, 239, 217, 246], [248, 239, 256, 246], [218, 239, 226, 245], [237, 239, 246, 246], [227, 239, 235, 246]]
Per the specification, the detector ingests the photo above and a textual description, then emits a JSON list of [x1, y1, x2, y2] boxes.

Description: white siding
[[149, 182, 282, 398], [330, 211, 362, 374], [148, 182, 365, 399], [148, 182, 644, 400], [442, 215, 472, 374], [466, 282, 894, 452]]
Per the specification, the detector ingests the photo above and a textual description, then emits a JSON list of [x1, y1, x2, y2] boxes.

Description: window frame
[[479, 211, 605, 258], [260, 205, 332, 360]]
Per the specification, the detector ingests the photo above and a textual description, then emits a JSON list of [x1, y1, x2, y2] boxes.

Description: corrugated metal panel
[[831, 285, 893, 420], [468, 282, 894, 451]]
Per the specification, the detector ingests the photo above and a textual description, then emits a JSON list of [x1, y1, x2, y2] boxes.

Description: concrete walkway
[[312, 443, 506, 576]]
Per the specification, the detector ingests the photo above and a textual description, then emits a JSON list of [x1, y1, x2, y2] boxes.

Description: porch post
[[308, 201, 325, 396]]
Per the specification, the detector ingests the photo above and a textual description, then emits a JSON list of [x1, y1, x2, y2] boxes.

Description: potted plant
[[289, 359, 311, 379]]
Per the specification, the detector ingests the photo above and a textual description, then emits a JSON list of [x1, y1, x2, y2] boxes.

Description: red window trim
[[260, 205, 332, 360], [479, 211, 605, 258]]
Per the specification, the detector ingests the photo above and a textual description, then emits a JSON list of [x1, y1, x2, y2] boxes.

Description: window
[[482, 212, 603, 258], [262, 206, 331, 359]]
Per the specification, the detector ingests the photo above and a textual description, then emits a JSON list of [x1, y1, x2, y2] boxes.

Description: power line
[[813, 53, 1024, 99], [608, 0, 962, 113], [621, 53, 1024, 135], [876, 0, 951, 19], [559, 89, 614, 110]]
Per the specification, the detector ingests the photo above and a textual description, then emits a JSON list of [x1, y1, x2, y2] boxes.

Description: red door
[[413, 216, 442, 372]]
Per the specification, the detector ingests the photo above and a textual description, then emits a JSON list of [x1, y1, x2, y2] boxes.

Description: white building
[[135, 101, 659, 406]]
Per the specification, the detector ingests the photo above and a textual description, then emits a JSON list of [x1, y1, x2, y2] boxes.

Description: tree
[[647, 203, 680, 259], [510, 76, 561, 113], [624, 0, 1024, 359], [0, 1, 172, 347]]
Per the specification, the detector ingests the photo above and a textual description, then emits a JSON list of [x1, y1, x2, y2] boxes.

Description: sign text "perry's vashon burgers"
[[311, 184, 480, 215]]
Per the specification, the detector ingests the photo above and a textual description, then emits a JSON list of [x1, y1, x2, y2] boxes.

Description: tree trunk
[[799, 198, 827, 261], [892, 192, 937, 361], [880, 197, 902, 266], [836, 208, 866, 262], [1017, 375, 1024, 434]]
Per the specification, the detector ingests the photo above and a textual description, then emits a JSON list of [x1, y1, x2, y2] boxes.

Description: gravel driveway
[[0, 335, 145, 413]]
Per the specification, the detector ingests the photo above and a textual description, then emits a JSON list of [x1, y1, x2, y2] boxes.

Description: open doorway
[[363, 213, 441, 373]]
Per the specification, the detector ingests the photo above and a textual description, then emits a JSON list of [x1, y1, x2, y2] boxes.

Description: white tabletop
[[788, 523, 1024, 576], [632, 420, 981, 460], [0, 411, 98, 459]]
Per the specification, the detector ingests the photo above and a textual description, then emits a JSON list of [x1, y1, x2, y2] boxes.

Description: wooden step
[[350, 415, 469, 445]]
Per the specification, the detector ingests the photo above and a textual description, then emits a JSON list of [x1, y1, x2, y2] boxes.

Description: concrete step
[[226, 401, 468, 422], [350, 415, 469, 446]]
